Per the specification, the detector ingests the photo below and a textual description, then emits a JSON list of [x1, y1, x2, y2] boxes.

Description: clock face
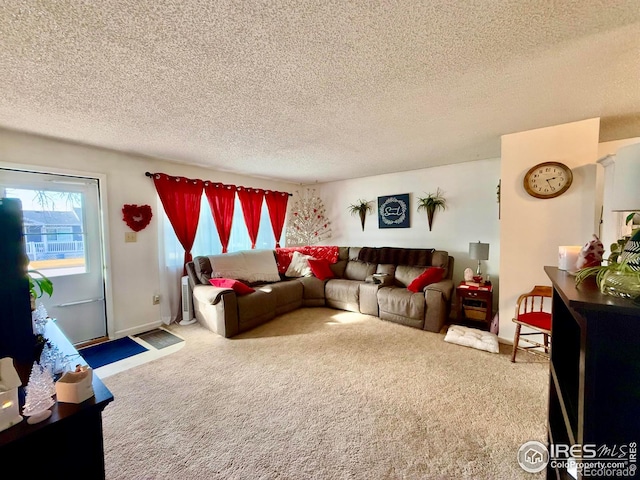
[[523, 162, 573, 199]]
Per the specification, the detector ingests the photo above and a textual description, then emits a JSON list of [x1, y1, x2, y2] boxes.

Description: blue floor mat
[[80, 337, 148, 369]]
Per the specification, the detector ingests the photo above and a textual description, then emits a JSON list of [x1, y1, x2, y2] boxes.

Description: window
[[190, 195, 276, 257]]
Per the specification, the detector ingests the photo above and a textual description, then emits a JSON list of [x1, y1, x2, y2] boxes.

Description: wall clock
[[523, 162, 573, 199]]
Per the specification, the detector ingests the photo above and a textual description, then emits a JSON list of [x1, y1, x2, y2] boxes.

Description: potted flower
[[575, 228, 640, 299], [417, 188, 447, 231], [348, 199, 373, 231]]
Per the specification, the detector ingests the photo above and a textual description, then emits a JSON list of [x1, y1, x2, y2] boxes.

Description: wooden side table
[[456, 283, 493, 330]]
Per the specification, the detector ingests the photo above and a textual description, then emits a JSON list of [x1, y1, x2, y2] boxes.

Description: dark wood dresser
[[545, 266, 640, 480], [0, 319, 114, 478]]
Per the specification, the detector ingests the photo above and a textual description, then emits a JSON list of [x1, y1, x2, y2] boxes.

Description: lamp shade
[[469, 242, 489, 261], [611, 142, 640, 212]]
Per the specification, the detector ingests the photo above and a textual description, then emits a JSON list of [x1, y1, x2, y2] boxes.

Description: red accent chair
[[511, 286, 552, 363]]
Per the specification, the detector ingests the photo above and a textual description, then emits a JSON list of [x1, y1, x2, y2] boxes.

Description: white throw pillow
[[443, 325, 499, 354], [285, 251, 314, 278], [241, 250, 281, 283], [208, 252, 249, 282]]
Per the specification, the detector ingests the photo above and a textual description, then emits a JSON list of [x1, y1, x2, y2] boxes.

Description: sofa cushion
[[308, 258, 335, 280], [330, 259, 348, 278], [344, 261, 377, 281], [237, 290, 276, 327], [285, 251, 314, 277], [258, 280, 303, 315], [407, 267, 445, 293], [325, 279, 361, 312], [209, 278, 255, 295], [395, 265, 430, 288], [377, 287, 426, 320]]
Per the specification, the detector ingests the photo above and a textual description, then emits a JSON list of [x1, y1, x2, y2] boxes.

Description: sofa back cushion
[[193, 256, 213, 284], [395, 265, 430, 288], [344, 261, 377, 281]]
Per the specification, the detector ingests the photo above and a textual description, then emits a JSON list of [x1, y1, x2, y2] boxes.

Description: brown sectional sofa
[[185, 246, 454, 338]]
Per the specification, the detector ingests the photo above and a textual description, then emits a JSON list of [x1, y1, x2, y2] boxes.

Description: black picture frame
[[378, 193, 410, 229]]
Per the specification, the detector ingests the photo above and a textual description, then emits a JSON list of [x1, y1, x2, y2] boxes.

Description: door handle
[[55, 298, 104, 307]]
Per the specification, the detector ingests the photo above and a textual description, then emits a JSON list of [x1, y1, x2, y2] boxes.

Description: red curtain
[[237, 187, 264, 249], [265, 190, 289, 247], [152, 173, 204, 272], [204, 182, 236, 253]]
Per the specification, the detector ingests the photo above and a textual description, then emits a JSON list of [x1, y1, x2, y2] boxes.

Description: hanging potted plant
[[417, 188, 447, 231], [348, 199, 373, 231]]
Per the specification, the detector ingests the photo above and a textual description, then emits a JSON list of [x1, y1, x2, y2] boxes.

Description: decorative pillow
[[444, 325, 499, 354], [308, 258, 335, 280], [407, 267, 444, 292], [285, 251, 314, 277], [241, 250, 281, 283], [209, 278, 255, 295]]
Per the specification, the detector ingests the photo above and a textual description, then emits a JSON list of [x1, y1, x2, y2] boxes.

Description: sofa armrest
[[192, 285, 240, 338], [193, 284, 234, 305], [423, 279, 454, 333], [424, 279, 454, 301]]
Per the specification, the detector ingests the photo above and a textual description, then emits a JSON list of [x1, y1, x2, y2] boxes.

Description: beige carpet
[[102, 308, 548, 479]]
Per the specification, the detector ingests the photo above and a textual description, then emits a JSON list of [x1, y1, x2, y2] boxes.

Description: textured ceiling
[[2, 1, 640, 184]]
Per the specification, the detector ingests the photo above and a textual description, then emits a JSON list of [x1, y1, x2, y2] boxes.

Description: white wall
[[499, 118, 600, 343], [313, 157, 502, 313], [597, 138, 640, 254], [0, 128, 296, 338]]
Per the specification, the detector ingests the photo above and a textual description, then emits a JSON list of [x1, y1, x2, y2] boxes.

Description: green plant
[[28, 269, 54, 299], [417, 188, 447, 231], [348, 199, 372, 231], [608, 213, 639, 263], [574, 253, 640, 297]]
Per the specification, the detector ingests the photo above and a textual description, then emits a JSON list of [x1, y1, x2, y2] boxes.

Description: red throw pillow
[[209, 278, 255, 295], [308, 258, 335, 281], [407, 267, 444, 293]]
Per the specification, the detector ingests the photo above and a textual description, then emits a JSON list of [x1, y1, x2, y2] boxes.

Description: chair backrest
[[515, 286, 553, 319]]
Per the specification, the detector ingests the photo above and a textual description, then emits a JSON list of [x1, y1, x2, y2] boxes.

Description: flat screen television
[[0, 198, 35, 363]]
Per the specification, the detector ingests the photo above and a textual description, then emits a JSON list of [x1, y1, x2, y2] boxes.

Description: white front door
[[0, 169, 107, 345]]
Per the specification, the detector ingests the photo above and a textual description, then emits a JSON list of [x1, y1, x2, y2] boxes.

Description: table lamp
[[469, 241, 490, 277]]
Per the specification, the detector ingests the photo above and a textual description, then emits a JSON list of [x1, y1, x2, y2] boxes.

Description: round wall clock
[[523, 161, 573, 199]]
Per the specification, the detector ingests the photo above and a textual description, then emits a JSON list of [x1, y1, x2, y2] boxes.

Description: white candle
[[558, 246, 581, 272]]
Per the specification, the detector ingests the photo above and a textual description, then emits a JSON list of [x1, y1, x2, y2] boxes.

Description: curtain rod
[[144, 172, 292, 196]]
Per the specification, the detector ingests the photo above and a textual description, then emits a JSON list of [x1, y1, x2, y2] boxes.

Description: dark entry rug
[[134, 328, 184, 349], [80, 337, 148, 369]]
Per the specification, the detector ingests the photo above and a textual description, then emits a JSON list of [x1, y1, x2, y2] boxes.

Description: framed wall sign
[[378, 193, 410, 229]]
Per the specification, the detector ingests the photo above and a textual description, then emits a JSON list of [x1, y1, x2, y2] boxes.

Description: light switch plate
[[125, 231, 137, 243]]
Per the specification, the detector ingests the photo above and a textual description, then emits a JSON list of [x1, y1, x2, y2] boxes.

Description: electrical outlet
[[153, 294, 160, 305], [125, 231, 137, 243]]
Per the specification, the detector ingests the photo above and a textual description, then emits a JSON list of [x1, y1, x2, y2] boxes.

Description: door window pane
[[6, 188, 86, 277]]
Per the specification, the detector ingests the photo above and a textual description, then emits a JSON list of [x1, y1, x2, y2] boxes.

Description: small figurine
[[464, 268, 474, 282], [576, 234, 605, 270]]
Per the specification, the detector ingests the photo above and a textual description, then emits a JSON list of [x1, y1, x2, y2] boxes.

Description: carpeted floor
[[101, 308, 548, 480]]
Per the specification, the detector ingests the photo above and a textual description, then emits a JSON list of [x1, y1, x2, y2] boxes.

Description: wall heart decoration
[[122, 204, 153, 232]]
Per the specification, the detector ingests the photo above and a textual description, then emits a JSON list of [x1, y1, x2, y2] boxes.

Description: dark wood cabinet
[[0, 319, 114, 478], [545, 266, 640, 480]]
